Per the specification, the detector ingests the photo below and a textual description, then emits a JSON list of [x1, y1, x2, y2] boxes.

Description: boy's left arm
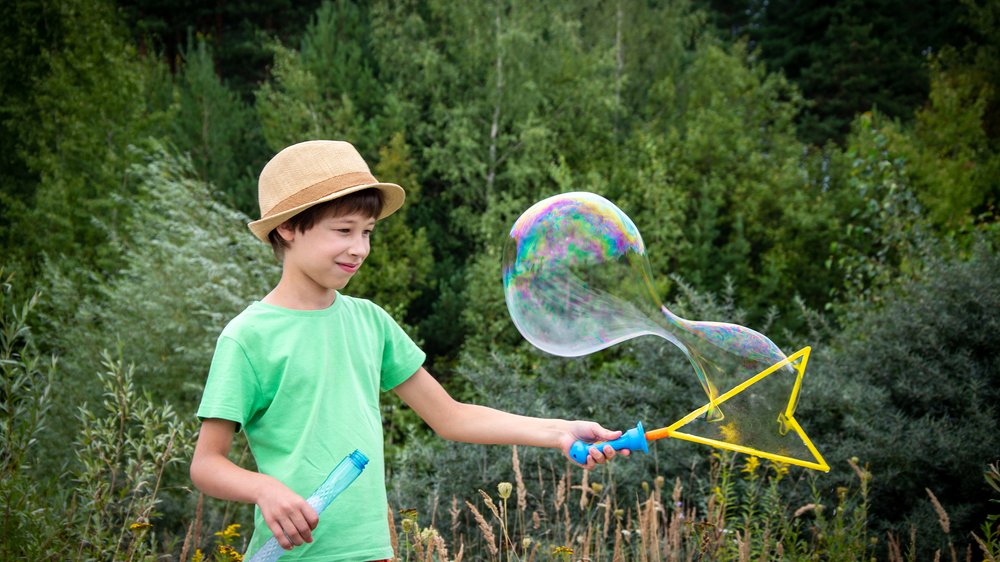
[[393, 367, 628, 469]]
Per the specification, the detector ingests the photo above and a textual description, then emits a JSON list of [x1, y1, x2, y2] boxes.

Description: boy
[[190, 140, 625, 561]]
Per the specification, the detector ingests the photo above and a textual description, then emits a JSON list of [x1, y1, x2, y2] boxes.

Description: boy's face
[[277, 210, 376, 292]]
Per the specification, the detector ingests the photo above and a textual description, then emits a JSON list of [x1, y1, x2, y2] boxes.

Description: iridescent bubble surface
[[503, 192, 805, 455]]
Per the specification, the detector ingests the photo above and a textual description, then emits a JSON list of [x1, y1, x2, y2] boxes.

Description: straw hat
[[248, 140, 406, 242]]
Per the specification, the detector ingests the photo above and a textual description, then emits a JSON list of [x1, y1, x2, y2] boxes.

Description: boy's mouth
[[337, 262, 361, 273]]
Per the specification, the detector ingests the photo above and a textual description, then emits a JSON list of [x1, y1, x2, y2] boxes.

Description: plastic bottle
[[247, 450, 369, 562]]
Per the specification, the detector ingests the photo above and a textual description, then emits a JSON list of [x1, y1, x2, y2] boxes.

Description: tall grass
[[387, 447, 997, 562]]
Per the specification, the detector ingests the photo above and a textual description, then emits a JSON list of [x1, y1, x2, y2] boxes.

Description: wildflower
[[741, 456, 760, 476], [497, 482, 512, 500], [770, 461, 790, 480], [214, 523, 241, 541], [217, 544, 244, 561], [654, 475, 665, 489], [836, 486, 849, 501], [191, 549, 204, 562], [399, 507, 418, 521], [401, 518, 417, 534], [552, 545, 574, 555], [129, 521, 153, 532], [614, 508, 624, 518], [590, 482, 604, 494], [641, 481, 649, 493], [522, 537, 532, 549]]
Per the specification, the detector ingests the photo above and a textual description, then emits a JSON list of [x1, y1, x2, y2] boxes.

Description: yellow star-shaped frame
[[647, 347, 829, 472]]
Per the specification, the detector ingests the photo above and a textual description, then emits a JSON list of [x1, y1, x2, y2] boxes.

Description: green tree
[[820, 241, 1000, 555], [3, 0, 170, 281], [699, 0, 974, 145], [173, 34, 266, 215]]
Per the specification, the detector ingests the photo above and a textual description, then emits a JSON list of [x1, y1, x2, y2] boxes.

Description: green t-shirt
[[197, 293, 425, 561]]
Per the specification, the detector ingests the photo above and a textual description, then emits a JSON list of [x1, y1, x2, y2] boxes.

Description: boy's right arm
[[191, 418, 319, 551]]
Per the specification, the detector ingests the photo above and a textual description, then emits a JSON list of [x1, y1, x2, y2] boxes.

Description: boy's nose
[[349, 237, 369, 257]]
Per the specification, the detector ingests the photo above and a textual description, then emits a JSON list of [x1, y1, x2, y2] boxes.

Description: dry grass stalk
[[465, 500, 498, 556], [757, 526, 772, 562], [638, 498, 649, 562], [433, 530, 449, 562], [887, 532, 903, 562], [413, 528, 427, 561], [612, 517, 623, 562], [526, 541, 539, 562], [478, 489, 501, 521], [602, 494, 611, 541], [925, 487, 951, 534], [581, 524, 593, 560], [563, 502, 572, 546], [736, 529, 750, 562], [972, 533, 997, 562], [555, 471, 566, 512], [793, 503, 816, 517], [387, 506, 399, 560], [454, 540, 465, 562], [578, 469, 590, 511], [450, 496, 461, 547], [664, 478, 684, 561], [178, 493, 202, 562], [178, 519, 195, 562], [512, 446, 527, 512]]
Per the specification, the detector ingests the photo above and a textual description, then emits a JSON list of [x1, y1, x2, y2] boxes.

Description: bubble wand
[[503, 192, 828, 471], [248, 450, 369, 562]]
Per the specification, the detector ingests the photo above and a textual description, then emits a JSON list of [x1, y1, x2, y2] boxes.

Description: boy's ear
[[275, 221, 296, 242]]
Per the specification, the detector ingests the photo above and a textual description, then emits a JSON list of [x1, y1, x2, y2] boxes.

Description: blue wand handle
[[569, 422, 649, 464], [248, 450, 369, 562]]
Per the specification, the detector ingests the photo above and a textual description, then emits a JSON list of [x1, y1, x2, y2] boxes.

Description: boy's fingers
[[289, 510, 314, 543], [266, 520, 292, 550], [304, 505, 320, 529], [279, 519, 305, 547]]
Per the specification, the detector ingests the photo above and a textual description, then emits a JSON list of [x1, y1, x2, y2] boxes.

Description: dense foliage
[[1, 0, 998, 559]]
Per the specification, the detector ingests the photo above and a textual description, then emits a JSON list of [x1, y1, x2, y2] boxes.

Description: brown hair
[[267, 188, 384, 259]]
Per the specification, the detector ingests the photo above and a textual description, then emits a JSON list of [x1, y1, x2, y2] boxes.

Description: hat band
[[262, 171, 379, 218]]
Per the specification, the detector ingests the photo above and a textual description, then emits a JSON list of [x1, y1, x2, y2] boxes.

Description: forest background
[[1, 0, 998, 560]]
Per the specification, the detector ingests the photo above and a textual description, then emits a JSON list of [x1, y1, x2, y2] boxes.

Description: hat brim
[[248, 182, 405, 242]]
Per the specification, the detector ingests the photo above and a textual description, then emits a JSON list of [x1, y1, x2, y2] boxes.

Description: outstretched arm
[[393, 367, 628, 468], [190, 418, 318, 551]]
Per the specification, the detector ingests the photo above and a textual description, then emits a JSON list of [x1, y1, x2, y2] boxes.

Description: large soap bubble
[[503, 192, 818, 465]]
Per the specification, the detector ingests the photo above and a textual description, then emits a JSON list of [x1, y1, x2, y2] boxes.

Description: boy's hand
[[562, 421, 631, 469], [255, 475, 320, 550]]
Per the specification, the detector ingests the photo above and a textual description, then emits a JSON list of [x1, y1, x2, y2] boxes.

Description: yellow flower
[[217, 544, 244, 561], [129, 521, 153, 532], [398, 507, 418, 521], [497, 482, 513, 500], [741, 456, 760, 476], [590, 482, 604, 494], [191, 549, 204, 562], [770, 461, 790, 480], [552, 545, 574, 555], [214, 523, 241, 541]]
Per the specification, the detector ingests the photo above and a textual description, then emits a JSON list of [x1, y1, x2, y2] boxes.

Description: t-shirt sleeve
[[378, 310, 427, 392], [197, 335, 264, 431]]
